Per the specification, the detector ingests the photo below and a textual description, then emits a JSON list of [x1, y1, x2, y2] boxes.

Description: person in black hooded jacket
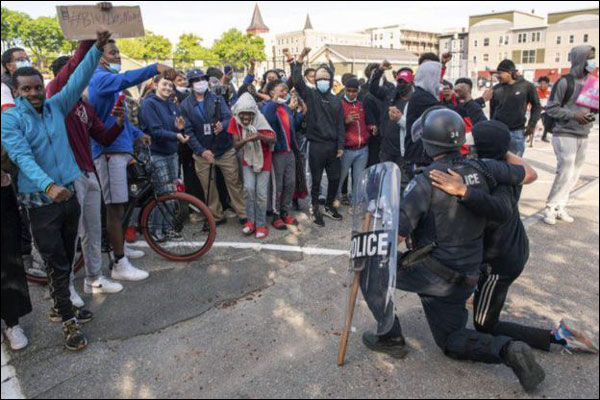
[[287, 47, 345, 227]]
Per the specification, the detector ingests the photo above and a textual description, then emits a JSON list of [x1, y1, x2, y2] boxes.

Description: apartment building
[[365, 25, 439, 56], [438, 29, 469, 83]]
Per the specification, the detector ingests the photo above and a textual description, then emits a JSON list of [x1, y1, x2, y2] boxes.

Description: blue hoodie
[[139, 93, 181, 155], [88, 64, 159, 158], [1, 46, 102, 194]]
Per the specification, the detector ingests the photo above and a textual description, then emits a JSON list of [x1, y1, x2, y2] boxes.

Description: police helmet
[[419, 106, 466, 158]]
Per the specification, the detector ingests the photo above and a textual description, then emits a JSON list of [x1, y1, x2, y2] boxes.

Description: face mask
[[344, 95, 357, 103], [15, 60, 32, 69], [396, 83, 412, 98], [193, 80, 209, 94], [316, 80, 330, 94], [176, 86, 189, 94], [585, 60, 597, 73], [108, 63, 121, 73], [276, 97, 287, 105]]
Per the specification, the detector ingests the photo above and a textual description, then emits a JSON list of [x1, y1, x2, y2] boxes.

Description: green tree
[[18, 16, 66, 68], [1, 7, 32, 49], [174, 33, 219, 69], [211, 29, 265, 69], [117, 31, 172, 62]]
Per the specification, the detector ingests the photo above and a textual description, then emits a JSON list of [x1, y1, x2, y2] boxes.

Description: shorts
[[94, 153, 133, 205]]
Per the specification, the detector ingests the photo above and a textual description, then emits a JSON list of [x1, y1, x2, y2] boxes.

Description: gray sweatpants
[[547, 135, 589, 209], [74, 173, 103, 279], [272, 151, 296, 217]]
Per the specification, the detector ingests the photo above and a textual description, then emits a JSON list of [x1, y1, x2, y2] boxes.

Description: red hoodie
[[341, 98, 370, 149]]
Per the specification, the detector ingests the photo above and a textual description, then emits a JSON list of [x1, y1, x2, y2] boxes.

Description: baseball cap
[[396, 69, 414, 83], [186, 69, 208, 82]]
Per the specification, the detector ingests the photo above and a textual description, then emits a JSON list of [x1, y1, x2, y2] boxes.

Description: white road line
[[128, 241, 349, 256]]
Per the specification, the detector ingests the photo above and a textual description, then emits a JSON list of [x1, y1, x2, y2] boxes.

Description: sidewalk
[[3, 128, 598, 399]]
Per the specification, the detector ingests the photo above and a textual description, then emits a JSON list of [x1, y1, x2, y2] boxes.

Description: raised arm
[[369, 63, 390, 101], [290, 47, 310, 101], [46, 40, 96, 98]]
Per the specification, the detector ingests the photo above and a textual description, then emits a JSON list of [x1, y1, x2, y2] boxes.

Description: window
[[518, 33, 528, 43], [532, 32, 541, 42], [473, 56, 477, 63], [499, 36, 504, 45], [555, 52, 561, 63], [505, 35, 509, 45], [556, 36, 561, 45], [474, 39, 478, 47], [390, 44, 394, 49], [522, 49, 536, 64], [390, 33, 394, 39], [483, 54, 489, 62], [484, 38, 489, 46], [569, 35, 574, 43], [584, 34, 589, 43], [380, 34, 383, 40]]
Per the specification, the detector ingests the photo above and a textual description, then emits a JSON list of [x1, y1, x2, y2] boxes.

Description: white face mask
[[193, 80, 209, 94], [276, 97, 287, 105], [15, 60, 32, 69], [176, 86, 189, 94]]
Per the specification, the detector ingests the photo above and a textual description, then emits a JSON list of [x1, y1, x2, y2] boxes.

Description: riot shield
[[351, 162, 402, 336]]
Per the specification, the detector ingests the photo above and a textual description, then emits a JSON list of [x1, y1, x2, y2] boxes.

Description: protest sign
[[56, 5, 145, 40]]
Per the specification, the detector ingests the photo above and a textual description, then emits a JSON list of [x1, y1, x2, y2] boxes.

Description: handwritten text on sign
[[56, 5, 145, 40]]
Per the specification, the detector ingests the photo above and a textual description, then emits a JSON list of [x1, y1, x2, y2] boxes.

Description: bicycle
[[26, 145, 217, 285]]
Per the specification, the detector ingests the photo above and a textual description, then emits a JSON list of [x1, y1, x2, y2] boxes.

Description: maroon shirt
[[46, 41, 122, 172]]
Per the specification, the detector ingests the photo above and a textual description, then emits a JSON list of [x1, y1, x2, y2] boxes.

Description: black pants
[[474, 263, 552, 351], [20, 207, 33, 256], [308, 141, 340, 207], [27, 197, 80, 322], [1, 187, 32, 327], [179, 148, 205, 202], [367, 135, 381, 167], [382, 262, 511, 364], [379, 150, 412, 194]]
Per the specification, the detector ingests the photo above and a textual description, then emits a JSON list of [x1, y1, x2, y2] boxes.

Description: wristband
[[45, 183, 54, 194]]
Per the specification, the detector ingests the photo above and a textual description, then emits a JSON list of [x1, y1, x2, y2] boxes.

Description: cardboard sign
[[56, 5, 145, 40]]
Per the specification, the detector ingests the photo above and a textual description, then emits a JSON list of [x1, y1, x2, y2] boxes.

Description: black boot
[[362, 331, 409, 359], [312, 207, 325, 227], [502, 341, 545, 393]]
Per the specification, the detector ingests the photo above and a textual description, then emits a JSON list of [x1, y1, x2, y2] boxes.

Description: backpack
[[543, 75, 575, 133]]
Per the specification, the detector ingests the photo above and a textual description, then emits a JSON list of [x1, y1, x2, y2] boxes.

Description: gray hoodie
[[414, 61, 442, 98], [546, 45, 595, 138]]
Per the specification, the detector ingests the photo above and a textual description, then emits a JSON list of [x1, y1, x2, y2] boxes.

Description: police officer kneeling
[[362, 108, 545, 393]]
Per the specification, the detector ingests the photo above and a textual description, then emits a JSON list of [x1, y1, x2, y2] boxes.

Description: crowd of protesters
[[0, 3, 597, 361]]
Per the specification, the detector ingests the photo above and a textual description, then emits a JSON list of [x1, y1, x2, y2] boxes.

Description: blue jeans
[[242, 166, 270, 227], [151, 153, 179, 234], [509, 129, 525, 157], [337, 147, 369, 201]]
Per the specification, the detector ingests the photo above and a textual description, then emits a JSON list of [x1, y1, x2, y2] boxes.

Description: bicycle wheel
[[140, 192, 216, 261]]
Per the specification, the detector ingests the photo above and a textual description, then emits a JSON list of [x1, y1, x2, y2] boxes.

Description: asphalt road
[[3, 128, 599, 399]]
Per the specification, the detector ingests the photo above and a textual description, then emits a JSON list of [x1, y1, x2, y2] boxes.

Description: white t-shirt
[[1, 82, 15, 110]]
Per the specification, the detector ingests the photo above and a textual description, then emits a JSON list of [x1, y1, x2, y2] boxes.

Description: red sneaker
[[256, 227, 268, 239], [242, 221, 256, 235], [283, 215, 298, 226], [272, 218, 286, 230]]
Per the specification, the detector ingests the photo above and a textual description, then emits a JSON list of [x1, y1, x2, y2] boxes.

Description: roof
[[247, 3, 269, 33], [303, 14, 314, 30], [312, 44, 419, 63], [469, 9, 543, 19]]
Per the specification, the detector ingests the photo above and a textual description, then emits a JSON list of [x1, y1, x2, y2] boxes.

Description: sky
[[3, 1, 599, 47]]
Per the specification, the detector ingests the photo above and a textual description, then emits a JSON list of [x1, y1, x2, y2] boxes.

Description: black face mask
[[396, 83, 412, 98]]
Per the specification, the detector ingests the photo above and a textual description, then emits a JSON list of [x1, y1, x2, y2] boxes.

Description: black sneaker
[[362, 331, 409, 359], [165, 230, 184, 242], [341, 194, 351, 206], [63, 319, 88, 351], [324, 205, 343, 221], [503, 341, 545, 393], [312, 209, 325, 227], [50, 308, 94, 324]]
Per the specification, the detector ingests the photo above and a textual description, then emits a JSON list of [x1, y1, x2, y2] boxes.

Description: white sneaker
[[111, 257, 149, 281], [69, 283, 85, 308], [556, 207, 575, 223], [5, 325, 28, 350], [84, 276, 124, 294], [124, 245, 145, 259], [543, 206, 557, 225]]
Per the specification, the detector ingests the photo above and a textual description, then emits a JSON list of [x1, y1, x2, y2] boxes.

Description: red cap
[[396, 69, 414, 83]]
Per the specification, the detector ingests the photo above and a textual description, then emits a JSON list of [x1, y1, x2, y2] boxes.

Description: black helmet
[[418, 106, 465, 158]]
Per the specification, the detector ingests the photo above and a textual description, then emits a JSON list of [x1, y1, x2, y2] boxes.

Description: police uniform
[[363, 110, 546, 391]]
